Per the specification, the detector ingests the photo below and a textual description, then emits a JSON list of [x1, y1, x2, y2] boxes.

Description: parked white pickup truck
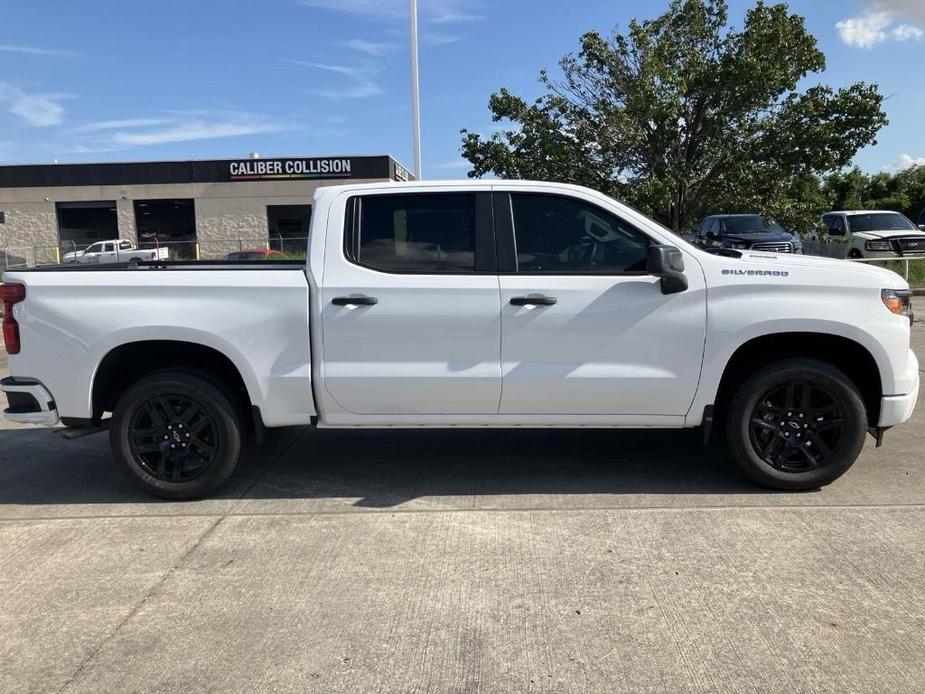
[[1, 181, 918, 498], [62, 239, 170, 265], [822, 210, 925, 259]]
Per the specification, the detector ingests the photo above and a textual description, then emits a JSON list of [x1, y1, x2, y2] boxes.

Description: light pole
[[409, 0, 423, 180]]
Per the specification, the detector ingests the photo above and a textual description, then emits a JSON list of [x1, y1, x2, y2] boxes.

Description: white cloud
[[836, 11, 893, 48], [0, 44, 75, 57], [838, 7, 925, 48], [66, 113, 286, 150], [284, 59, 383, 98], [343, 39, 399, 56], [892, 23, 924, 40], [0, 83, 67, 126], [73, 118, 172, 133], [296, 0, 482, 23], [894, 154, 925, 170], [111, 120, 284, 146]]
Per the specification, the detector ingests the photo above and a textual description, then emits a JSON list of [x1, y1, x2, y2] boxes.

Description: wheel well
[[714, 333, 882, 427], [92, 341, 252, 425]]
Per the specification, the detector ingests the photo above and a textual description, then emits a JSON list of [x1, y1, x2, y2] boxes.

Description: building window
[[134, 199, 196, 259], [267, 204, 311, 256], [56, 201, 119, 252]]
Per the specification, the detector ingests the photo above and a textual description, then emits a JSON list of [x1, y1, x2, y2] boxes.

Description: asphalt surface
[[0, 305, 923, 693]]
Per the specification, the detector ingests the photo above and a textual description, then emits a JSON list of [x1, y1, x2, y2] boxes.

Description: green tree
[[460, 0, 887, 233]]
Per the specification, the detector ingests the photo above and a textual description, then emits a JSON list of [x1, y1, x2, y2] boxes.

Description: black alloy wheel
[[128, 393, 219, 483], [110, 370, 245, 499], [748, 380, 844, 472], [726, 358, 866, 491]]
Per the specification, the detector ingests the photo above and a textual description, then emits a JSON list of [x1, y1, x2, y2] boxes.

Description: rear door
[[495, 188, 707, 418], [319, 189, 502, 416]]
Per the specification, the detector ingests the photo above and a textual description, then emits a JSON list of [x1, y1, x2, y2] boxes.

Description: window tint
[[511, 194, 651, 273], [356, 194, 476, 273]]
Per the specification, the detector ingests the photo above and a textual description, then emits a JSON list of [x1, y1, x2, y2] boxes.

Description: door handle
[[332, 295, 378, 306], [510, 295, 557, 306]]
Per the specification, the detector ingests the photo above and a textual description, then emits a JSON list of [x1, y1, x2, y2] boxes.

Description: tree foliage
[[460, 0, 888, 232]]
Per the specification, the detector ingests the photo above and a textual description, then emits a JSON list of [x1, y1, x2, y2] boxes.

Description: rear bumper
[[879, 350, 920, 427], [1, 377, 60, 426]]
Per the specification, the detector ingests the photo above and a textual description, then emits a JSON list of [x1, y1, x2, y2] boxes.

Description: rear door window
[[350, 193, 477, 273]]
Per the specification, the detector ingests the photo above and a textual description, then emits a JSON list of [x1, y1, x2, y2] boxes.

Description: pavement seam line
[[2, 501, 924, 525], [54, 515, 225, 694]]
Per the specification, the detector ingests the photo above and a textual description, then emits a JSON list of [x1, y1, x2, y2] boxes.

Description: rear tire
[[110, 370, 245, 500], [725, 358, 867, 491]]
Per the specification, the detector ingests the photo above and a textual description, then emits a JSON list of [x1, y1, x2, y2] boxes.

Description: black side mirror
[[647, 245, 688, 295]]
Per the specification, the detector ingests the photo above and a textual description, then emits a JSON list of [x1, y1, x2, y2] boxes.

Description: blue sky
[[1, 0, 923, 177]]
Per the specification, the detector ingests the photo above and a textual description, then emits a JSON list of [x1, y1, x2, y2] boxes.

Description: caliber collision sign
[[229, 158, 353, 181]]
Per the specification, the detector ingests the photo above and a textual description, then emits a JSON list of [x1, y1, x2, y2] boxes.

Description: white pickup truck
[[1, 181, 918, 499], [822, 210, 925, 259], [62, 239, 170, 265]]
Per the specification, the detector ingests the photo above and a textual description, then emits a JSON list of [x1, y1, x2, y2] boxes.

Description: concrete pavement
[[0, 307, 923, 693]]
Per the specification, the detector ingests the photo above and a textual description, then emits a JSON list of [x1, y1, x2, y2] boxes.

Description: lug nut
[[167, 425, 172, 430], [170, 444, 175, 449], [163, 435, 168, 440]]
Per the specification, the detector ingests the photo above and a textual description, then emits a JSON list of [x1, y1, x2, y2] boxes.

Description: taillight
[[0, 283, 26, 354]]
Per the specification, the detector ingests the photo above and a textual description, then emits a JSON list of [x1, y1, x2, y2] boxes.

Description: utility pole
[[409, 0, 423, 180]]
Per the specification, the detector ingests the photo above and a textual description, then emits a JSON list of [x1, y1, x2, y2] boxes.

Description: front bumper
[[1, 377, 60, 426], [878, 350, 920, 427]]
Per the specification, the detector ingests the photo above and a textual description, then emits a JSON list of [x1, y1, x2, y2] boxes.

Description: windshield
[[723, 216, 786, 234], [847, 213, 917, 233]]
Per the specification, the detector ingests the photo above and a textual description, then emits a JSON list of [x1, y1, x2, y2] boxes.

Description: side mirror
[[647, 245, 688, 295]]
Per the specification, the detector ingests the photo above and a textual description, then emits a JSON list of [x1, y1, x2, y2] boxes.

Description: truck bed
[[4, 263, 315, 427], [22, 260, 306, 272]]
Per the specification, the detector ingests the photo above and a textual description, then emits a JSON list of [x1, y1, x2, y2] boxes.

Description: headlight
[[866, 240, 892, 251], [882, 288, 913, 323], [730, 242, 749, 250]]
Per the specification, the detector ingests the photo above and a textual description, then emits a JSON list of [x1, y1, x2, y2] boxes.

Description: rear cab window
[[345, 192, 494, 273]]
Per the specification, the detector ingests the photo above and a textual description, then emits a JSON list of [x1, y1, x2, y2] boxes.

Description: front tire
[[725, 359, 867, 491], [847, 248, 863, 259], [110, 370, 245, 499]]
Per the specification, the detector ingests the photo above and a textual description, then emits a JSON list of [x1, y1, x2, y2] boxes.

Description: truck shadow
[[0, 425, 766, 508]]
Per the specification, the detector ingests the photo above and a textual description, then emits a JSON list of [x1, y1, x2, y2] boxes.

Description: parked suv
[[690, 214, 803, 254], [822, 211, 925, 259]]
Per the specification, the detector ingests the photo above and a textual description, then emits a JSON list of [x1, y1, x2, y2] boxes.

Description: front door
[[496, 190, 707, 417], [320, 190, 502, 416]]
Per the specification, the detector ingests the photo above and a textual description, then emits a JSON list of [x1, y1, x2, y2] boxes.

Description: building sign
[[0, 155, 405, 188], [392, 162, 412, 182], [229, 158, 352, 181]]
